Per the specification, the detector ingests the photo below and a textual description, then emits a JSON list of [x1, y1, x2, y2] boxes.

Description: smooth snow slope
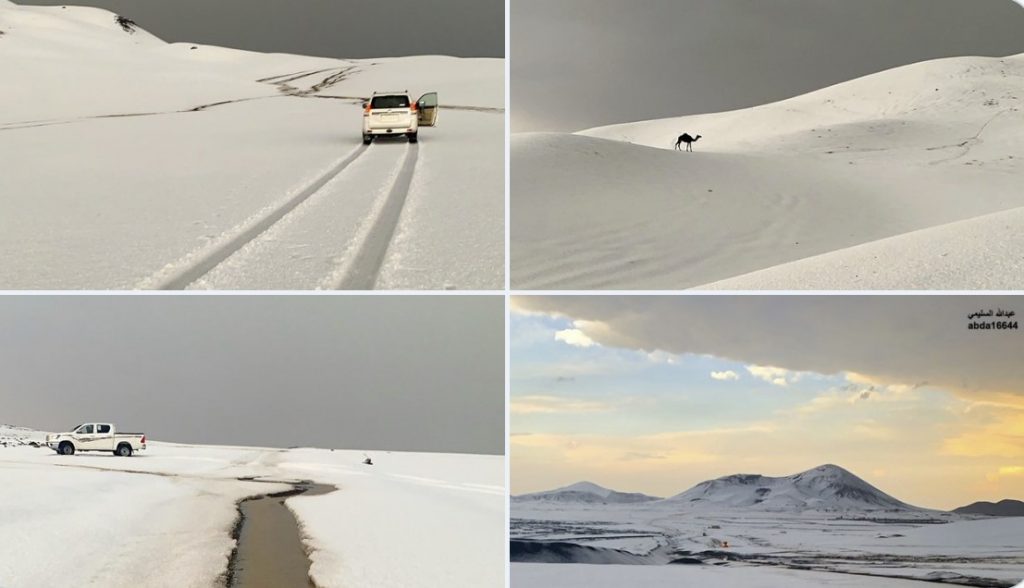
[[0, 431, 504, 587], [0, 1, 503, 290], [663, 464, 917, 512], [282, 449, 505, 588], [512, 53, 1024, 290]]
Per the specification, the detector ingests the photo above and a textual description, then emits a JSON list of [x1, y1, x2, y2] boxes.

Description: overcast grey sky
[[0, 296, 504, 454], [22, 0, 504, 58], [513, 295, 1024, 401], [513, 0, 1024, 132]]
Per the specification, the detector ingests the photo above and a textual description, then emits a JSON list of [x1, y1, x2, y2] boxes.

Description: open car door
[[416, 92, 439, 127]]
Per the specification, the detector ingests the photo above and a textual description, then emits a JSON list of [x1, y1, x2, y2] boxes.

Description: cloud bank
[[513, 296, 1024, 404]]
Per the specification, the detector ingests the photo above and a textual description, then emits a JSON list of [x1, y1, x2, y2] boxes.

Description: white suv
[[362, 91, 438, 144]]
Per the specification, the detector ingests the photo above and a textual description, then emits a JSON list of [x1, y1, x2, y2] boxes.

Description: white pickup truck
[[46, 423, 146, 457]]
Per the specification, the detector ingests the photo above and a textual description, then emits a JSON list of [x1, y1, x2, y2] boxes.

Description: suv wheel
[[407, 132, 418, 143], [362, 135, 373, 145]]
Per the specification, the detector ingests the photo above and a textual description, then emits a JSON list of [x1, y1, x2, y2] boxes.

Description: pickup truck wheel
[[58, 442, 75, 456], [362, 134, 373, 145], [116, 443, 133, 457], [407, 132, 418, 143]]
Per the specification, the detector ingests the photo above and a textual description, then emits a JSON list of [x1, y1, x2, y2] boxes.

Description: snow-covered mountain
[[512, 53, 1024, 290], [663, 464, 919, 512], [514, 481, 661, 504]]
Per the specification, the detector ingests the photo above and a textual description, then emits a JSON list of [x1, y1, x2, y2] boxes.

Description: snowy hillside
[[515, 480, 661, 504], [0, 430, 503, 587], [0, 424, 46, 447], [512, 465, 1024, 586], [0, 1, 503, 290], [664, 464, 918, 512], [955, 499, 1024, 517], [512, 53, 1024, 289]]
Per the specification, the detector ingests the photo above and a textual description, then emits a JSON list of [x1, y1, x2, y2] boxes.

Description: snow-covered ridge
[[664, 464, 919, 512], [519, 465, 923, 512], [954, 499, 1024, 517], [512, 53, 1024, 290], [582, 52, 1024, 152], [514, 480, 661, 504]]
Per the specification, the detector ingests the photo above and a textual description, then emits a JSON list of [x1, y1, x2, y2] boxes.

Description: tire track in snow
[[143, 143, 370, 290], [334, 143, 419, 289], [188, 142, 411, 290]]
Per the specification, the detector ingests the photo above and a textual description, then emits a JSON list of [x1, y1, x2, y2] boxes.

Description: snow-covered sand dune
[[0, 1, 503, 290], [0, 427, 503, 587], [512, 53, 1024, 290]]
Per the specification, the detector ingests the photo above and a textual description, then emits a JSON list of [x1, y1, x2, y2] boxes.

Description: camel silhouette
[[674, 133, 702, 152]]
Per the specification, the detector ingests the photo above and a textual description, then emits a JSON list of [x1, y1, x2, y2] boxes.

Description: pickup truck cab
[[46, 423, 146, 457], [362, 90, 439, 144]]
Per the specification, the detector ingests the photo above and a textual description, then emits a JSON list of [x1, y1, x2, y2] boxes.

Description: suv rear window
[[371, 95, 410, 109]]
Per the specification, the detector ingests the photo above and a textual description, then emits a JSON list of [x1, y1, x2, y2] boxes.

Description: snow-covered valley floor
[[0, 426, 504, 587], [513, 562, 941, 588], [511, 53, 1024, 290], [0, 1, 503, 290], [511, 503, 1024, 587]]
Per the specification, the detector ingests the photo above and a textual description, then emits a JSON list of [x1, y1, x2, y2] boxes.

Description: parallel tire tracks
[[335, 143, 420, 290], [150, 141, 420, 290], [153, 144, 369, 290]]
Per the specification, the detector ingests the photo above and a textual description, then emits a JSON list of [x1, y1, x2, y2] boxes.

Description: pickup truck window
[[97, 424, 111, 433], [78, 425, 94, 434]]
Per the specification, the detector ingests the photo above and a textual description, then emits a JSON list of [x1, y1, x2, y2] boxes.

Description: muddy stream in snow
[[228, 480, 336, 588]]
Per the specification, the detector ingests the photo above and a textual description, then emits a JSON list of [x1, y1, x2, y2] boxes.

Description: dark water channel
[[228, 480, 335, 588]]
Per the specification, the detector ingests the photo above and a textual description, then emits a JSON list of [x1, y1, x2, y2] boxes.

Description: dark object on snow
[[954, 499, 1024, 517], [674, 133, 702, 152], [115, 15, 138, 34], [363, 457, 373, 465]]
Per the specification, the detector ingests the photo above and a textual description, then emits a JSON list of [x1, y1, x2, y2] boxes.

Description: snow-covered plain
[[282, 449, 505, 588], [0, 1, 503, 290], [514, 563, 934, 588], [0, 426, 504, 587], [512, 466, 1024, 587], [511, 53, 1024, 290]]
